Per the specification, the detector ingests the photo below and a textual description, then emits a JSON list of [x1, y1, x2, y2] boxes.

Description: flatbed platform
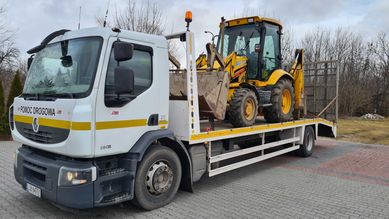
[[191, 117, 337, 177], [190, 117, 336, 144]]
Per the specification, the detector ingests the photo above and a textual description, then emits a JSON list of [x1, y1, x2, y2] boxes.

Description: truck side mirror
[[114, 41, 134, 62], [114, 66, 134, 96], [255, 44, 261, 53], [27, 55, 34, 70]]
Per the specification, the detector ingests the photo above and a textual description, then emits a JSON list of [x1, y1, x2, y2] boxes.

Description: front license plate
[[26, 183, 41, 198]]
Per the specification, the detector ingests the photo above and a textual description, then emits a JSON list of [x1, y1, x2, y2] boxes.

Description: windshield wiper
[[55, 93, 75, 99], [22, 93, 40, 101], [22, 91, 73, 101], [37, 92, 57, 101]]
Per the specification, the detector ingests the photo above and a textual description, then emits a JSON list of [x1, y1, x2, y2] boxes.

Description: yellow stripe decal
[[96, 119, 147, 130], [14, 115, 33, 124], [159, 120, 169, 125], [39, 117, 70, 129], [14, 115, 151, 131], [14, 115, 91, 131], [190, 118, 336, 141], [317, 118, 336, 127], [71, 122, 92, 130]]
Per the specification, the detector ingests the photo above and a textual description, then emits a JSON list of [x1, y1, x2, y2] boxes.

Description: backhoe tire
[[132, 145, 182, 210], [228, 88, 258, 127], [264, 78, 295, 123]]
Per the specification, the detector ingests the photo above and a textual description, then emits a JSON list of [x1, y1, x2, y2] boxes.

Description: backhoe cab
[[196, 16, 305, 127]]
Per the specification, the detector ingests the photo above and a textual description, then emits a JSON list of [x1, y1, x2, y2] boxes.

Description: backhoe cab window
[[105, 46, 152, 107], [262, 24, 281, 79], [217, 24, 260, 57], [218, 24, 261, 79]]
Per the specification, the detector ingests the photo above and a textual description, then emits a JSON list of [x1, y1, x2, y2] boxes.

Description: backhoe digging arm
[[289, 49, 305, 118]]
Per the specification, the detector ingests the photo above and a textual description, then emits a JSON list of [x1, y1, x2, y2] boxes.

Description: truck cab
[[12, 27, 176, 209], [12, 27, 169, 158]]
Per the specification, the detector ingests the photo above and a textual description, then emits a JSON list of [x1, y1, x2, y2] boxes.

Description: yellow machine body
[[193, 16, 305, 125]]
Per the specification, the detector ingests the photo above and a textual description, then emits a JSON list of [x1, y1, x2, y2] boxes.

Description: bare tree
[[96, 0, 179, 57], [301, 27, 332, 62], [97, 0, 164, 34], [15, 57, 28, 76], [299, 27, 386, 116], [0, 5, 19, 70], [370, 32, 389, 115], [341, 33, 371, 115], [281, 27, 295, 68], [0, 5, 20, 107], [241, 7, 264, 18]]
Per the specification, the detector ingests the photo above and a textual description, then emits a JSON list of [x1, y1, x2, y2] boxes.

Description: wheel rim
[[244, 98, 255, 120], [306, 132, 313, 151], [281, 89, 292, 114], [146, 161, 174, 195]]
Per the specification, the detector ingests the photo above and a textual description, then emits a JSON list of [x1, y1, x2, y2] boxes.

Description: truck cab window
[[105, 46, 152, 107]]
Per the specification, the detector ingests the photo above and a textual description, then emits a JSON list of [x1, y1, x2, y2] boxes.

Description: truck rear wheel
[[228, 88, 258, 127], [132, 145, 182, 210], [296, 126, 315, 157], [264, 78, 294, 123]]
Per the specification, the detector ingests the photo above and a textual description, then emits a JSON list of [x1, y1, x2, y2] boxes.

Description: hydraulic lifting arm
[[289, 49, 305, 116]]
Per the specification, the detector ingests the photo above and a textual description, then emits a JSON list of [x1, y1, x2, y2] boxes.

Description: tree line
[[282, 27, 389, 117], [0, 5, 24, 138]]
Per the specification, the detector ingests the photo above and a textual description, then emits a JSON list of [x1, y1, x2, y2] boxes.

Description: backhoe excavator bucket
[[170, 71, 230, 120]]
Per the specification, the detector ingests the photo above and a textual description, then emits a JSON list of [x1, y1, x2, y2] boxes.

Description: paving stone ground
[[0, 139, 388, 218]]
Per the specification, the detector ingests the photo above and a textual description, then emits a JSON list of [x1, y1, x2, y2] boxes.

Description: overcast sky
[[1, 0, 388, 59]]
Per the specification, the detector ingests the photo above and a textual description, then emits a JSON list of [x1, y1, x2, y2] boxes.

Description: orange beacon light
[[185, 11, 192, 30]]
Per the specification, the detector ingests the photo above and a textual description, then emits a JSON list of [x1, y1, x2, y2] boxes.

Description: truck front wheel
[[132, 145, 182, 210]]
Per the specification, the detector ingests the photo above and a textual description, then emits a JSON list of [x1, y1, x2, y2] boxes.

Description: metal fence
[[304, 60, 339, 123]]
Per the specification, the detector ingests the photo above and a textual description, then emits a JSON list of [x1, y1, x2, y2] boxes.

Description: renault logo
[[32, 117, 39, 133]]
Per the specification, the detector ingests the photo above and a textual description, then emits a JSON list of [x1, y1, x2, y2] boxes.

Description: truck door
[[94, 37, 160, 157]]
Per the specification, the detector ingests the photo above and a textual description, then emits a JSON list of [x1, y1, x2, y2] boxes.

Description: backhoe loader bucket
[[170, 71, 230, 120]]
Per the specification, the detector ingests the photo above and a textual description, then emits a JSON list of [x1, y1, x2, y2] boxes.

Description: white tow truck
[[11, 15, 337, 210]]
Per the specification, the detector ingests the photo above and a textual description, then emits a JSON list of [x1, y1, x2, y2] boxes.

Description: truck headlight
[[58, 166, 97, 186]]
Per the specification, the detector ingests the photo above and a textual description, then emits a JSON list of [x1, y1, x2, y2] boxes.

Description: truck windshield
[[23, 37, 102, 99]]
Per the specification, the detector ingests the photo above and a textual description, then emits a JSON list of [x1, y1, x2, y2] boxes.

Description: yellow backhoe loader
[[170, 16, 305, 128], [196, 16, 305, 127]]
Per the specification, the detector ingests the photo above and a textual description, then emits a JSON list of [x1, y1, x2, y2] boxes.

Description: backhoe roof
[[222, 16, 282, 28]]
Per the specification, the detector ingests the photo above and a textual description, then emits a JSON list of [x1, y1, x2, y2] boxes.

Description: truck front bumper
[[14, 145, 137, 209]]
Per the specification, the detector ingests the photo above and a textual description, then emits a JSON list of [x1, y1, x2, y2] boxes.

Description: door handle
[[148, 114, 159, 126]]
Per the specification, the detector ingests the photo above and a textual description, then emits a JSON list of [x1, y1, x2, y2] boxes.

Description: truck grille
[[23, 128, 54, 143], [15, 122, 70, 144], [24, 159, 47, 172], [23, 159, 47, 187]]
